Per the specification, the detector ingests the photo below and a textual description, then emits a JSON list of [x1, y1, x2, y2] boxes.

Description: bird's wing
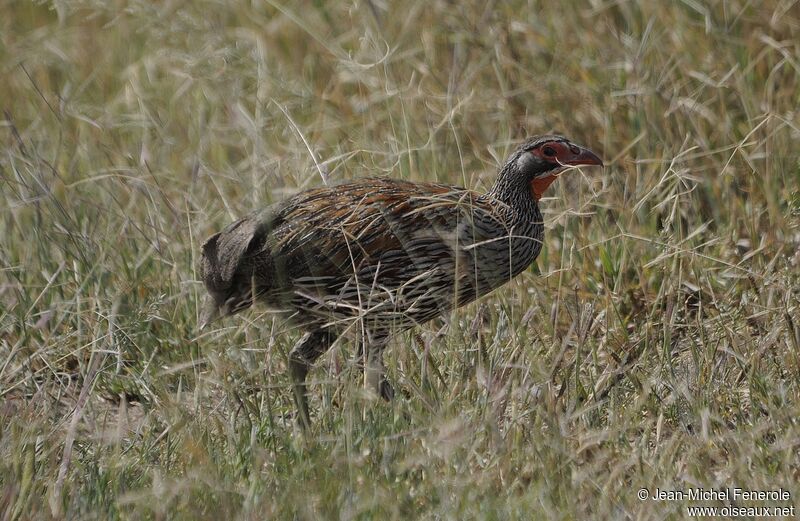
[[269, 178, 511, 291]]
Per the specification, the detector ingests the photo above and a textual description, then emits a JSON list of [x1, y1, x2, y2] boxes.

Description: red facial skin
[[530, 175, 559, 201], [528, 141, 603, 200]]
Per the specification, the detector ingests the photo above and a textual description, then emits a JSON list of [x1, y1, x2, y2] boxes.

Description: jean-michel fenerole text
[[650, 488, 791, 502]]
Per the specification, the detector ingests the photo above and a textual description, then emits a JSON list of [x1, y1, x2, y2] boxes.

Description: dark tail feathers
[[198, 216, 261, 329]]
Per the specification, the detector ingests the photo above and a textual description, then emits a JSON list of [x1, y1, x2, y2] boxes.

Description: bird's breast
[[455, 207, 544, 296]]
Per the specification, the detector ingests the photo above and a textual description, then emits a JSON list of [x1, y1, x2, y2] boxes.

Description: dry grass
[[1, 1, 799, 519]]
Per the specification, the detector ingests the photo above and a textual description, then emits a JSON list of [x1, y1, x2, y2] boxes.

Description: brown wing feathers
[[199, 177, 514, 328]]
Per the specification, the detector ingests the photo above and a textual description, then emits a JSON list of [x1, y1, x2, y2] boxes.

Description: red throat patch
[[530, 175, 558, 201]]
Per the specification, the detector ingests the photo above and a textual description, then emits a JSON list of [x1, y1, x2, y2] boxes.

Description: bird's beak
[[563, 146, 604, 167]]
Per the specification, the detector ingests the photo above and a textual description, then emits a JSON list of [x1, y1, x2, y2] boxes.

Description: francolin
[[200, 135, 603, 428]]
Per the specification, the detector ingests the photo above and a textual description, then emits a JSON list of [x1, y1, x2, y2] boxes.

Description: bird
[[199, 135, 603, 428]]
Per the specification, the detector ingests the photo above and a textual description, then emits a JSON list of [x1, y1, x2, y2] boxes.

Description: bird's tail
[[198, 210, 275, 332], [198, 295, 222, 331]]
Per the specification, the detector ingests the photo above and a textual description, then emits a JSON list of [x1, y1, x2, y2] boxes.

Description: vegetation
[[1, 1, 799, 519]]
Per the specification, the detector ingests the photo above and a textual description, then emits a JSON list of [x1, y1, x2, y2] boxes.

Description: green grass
[[1, 1, 799, 519]]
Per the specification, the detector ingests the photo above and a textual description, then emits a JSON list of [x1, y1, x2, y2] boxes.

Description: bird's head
[[500, 135, 604, 202]]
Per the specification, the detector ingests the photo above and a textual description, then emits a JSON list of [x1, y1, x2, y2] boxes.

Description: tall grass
[[1, 1, 799, 519]]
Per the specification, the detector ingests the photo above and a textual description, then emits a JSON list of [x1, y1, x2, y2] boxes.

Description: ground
[[1, 1, 799, 519]]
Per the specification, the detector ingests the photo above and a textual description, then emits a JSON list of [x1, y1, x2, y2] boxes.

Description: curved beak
[[564, 145, 604, 167]]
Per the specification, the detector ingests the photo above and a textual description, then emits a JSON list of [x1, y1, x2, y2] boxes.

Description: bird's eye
[[542, 146, 556, 157]]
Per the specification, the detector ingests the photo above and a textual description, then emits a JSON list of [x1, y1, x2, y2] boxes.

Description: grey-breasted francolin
[[200, 135, 603, 427]]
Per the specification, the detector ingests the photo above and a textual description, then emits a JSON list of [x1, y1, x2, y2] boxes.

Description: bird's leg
[[288, 329, 337, 430], [363, 331, 394, 400], [364, 346, 383, 397], [379, 372, 395, 400]]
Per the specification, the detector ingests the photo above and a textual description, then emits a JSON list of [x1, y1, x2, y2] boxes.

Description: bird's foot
[[379, 379, 395, 401]]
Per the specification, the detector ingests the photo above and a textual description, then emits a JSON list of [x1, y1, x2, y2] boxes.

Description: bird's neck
[[485, 163, 538, 217]]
